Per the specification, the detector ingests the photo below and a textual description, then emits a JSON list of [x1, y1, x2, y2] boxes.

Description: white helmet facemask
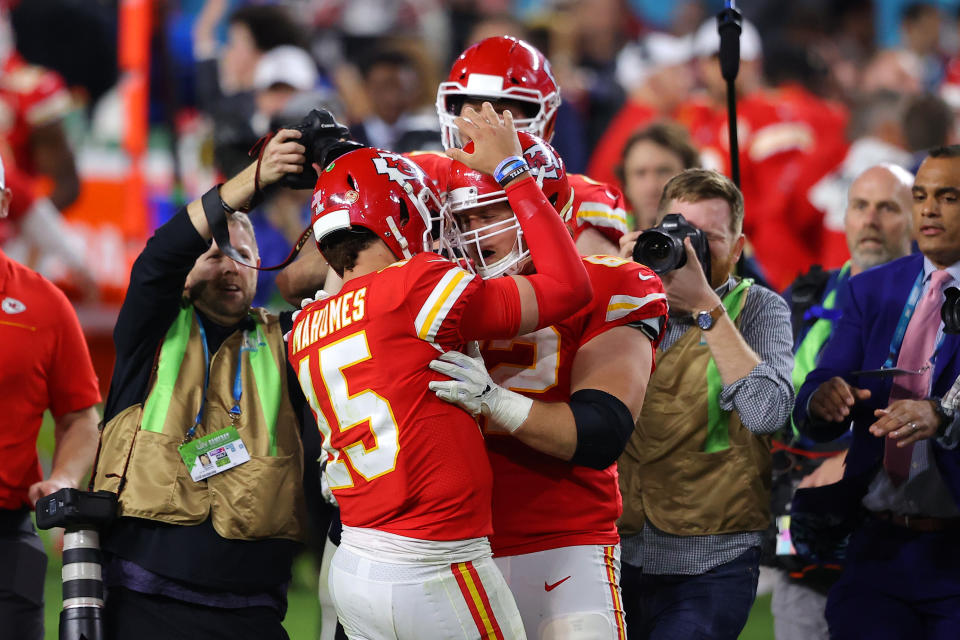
[[436, 80, 558, 149], [447, 185, 529, 279]]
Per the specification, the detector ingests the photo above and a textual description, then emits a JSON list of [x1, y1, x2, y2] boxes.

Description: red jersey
[[405, 151, 628, 246], [288, 252, 498, 541], [481, 256, 667, 555], [0, 249, 100, 509], [568, 173, 629, 245], [675, 92, 815, 289]]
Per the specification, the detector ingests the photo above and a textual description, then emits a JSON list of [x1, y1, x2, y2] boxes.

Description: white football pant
[[494, 544, 627, 640], [329, 531, 526, 639]]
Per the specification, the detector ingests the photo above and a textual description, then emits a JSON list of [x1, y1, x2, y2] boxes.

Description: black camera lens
[[633, 231, 685, 274], [646, 238, 672, 260]]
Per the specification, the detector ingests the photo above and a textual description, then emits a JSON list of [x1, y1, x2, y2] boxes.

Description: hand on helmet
[[446, 102, 523, 177]]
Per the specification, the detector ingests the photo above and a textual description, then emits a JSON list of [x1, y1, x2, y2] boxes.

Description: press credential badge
[[179, 427, 250, 481]]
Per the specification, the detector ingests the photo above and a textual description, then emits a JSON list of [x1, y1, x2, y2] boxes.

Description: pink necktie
[[883, 269, 952, 485]]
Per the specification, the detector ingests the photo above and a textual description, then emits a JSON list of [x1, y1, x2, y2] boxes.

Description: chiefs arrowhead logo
[[372, 152, 421, 186], [2, 297, 26, 314], [523, 143, 560, 180]]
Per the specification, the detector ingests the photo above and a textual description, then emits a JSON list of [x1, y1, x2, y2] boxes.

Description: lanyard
[[882, 270, 945, 370], [185, 312, 245, 443], [704, 278, 753, 453]]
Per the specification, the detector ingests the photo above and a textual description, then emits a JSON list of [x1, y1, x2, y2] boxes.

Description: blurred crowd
[[8, 0, 960, 321]]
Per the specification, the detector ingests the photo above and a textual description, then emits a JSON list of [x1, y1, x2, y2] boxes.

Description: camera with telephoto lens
[[943, 287, 960, 334], [277, 109, 363, 190], [36, 489, 117, 640], [632, 213, 711, 276]]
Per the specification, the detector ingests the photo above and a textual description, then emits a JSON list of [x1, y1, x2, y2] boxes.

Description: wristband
[[494, 162, 525, 185], [493, 155, 525, 183], [497, 165, 530, 188]]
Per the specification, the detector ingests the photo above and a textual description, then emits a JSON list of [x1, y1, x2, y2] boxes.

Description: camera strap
[[200, 186, 255, 269], [248, 131, 274, 202], [200, 185, 313, 271]]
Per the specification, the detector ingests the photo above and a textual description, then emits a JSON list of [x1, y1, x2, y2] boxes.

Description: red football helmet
[[310, 148, 455, 262], [437, 36, 561, 149], [446, 132, 573, 278]]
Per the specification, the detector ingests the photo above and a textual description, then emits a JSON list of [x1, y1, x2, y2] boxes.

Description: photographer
[[617, 169, 794, 639], [0, 155, 100, 640], [90, 129, 311, 639]]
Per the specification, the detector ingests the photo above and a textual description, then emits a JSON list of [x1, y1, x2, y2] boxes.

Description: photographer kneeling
[[616, 169, 794, 640], [90, 129, 313, 640]]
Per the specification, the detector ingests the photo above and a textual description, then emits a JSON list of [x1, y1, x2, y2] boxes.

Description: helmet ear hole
[[548, 193, 559, 206], [397, 199, 410, 227], [347, 174, 358, 191]]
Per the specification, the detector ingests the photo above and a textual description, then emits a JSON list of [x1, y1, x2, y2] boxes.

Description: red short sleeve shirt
[[0, 249, 100, 509]]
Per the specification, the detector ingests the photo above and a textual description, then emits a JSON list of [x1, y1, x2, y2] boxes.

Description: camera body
[[35, 488, 117, 530], [633, 213, 711, 277], [277, 109, 362, 190]]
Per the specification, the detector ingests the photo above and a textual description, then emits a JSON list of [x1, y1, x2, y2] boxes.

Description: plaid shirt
[[620, 278, 794, 574]]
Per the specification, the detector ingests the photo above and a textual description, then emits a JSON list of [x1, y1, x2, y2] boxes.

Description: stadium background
[[18, 0, 960, 636]]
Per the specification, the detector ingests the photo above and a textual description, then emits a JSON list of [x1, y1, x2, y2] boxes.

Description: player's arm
[[430, 326, 652, 466], [28, 405, 100, 506], [511, 326, 651, 463], [575, 226, 620, 256], [447, 104, 591, 336], [185, 129, 306, 240]]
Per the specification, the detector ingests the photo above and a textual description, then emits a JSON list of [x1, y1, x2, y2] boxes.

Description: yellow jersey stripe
[[606, 293, 666, 322], [415, 268, 474, 342]]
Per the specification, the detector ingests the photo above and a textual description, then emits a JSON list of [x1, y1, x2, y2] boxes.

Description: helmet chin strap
[[385, 215, 412, 258]]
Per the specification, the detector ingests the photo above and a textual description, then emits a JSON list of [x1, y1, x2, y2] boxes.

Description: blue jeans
[[621, 547, 760, 640]]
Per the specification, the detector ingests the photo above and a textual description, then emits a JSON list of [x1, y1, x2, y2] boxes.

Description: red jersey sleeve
[[578, 256, 668, 348], [568, 174, 629, 244], [403, 150, 453, 194], [45, 284, 101, 417], [398, 253, 484, 345]]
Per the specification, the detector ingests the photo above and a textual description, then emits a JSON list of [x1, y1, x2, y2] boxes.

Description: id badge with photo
[[178, 426, 250, 482]]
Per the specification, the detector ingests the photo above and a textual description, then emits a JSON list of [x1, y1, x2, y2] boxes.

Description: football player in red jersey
[[429, 134, 668, 639], [434, 35, 629, 256], [287, 104, 591, 640]]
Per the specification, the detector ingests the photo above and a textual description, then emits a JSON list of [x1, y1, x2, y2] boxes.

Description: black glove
[[278, 109, 362, 190]]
